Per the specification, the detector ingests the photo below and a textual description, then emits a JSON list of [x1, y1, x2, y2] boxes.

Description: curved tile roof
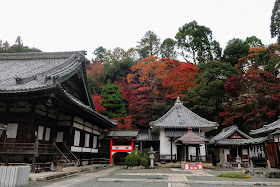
[[0, 51, 85, 93], [177, 130, 208, 144], [150, 97, 218, 129], [165, 129, 205, 138], [136, 129, 159, 141], [250, 119, 280, 135], [209, 125, 251, 145]]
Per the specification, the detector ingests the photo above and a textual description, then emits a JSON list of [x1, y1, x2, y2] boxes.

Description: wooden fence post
[[31, 136, 39, 173]]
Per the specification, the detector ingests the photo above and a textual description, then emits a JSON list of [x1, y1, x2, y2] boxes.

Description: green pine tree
[[271, 0, 280, 43], [101, 81, 127, 118]]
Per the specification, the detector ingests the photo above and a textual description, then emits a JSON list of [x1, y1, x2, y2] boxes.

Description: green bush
[[217, 173, 250, 179], [125, 153, 140, 167], [139, 157, 149, 168]]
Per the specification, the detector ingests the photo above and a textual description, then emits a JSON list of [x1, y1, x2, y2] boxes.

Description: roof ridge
[[250, 118, 280, 135], [150, 101, 218, 126], [210, 125, 250, 144], [0, 51, 86, 60]]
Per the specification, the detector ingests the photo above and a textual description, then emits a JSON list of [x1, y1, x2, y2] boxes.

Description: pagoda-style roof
[[250, 119, 280, 135], [150, 97, 218, 132], [209, 125, 251, 145], [176, 129, 208, 144]]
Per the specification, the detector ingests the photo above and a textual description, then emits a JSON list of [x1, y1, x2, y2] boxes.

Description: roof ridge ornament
[[175, 97, 182, 105]]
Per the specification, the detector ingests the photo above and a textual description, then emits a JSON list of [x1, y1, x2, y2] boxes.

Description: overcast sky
[[1, 0, 276, 60]]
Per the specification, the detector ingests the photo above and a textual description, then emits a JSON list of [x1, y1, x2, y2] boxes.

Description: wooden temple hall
[[0, 51, 116, 172]]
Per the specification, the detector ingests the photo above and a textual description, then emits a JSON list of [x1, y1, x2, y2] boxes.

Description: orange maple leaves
[[127, 56, 197, 99]]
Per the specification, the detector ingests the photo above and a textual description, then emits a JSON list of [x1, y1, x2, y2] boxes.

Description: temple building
[[209, 125, 251, 167], [149, 97, 218, 162], [0, 51, 116, 172], [249, 119, 280, 169]]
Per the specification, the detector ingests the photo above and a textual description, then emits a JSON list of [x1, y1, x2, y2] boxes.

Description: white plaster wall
[[188, 146, 196, 160], [159, 129, 177, 157], [188, 144, 206, 160], [200, 144, 206, 156], [274, 134, 280, 142]]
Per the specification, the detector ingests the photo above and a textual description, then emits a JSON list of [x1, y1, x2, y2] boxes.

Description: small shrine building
[[149, 97, 218, 162], [209, 125, 251, 167]]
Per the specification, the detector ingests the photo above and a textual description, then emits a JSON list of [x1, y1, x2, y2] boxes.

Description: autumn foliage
[[220, 70, 280, 129], [163, 63, 197, 99]]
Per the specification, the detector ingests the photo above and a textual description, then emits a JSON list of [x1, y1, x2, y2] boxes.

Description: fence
[[0, 166, 30, 187], [190, 155, 212, 163]]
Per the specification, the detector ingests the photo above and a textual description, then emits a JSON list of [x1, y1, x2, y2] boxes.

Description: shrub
[[217, 173, 250, 179], [125, 153, 140, 167], [139, 157, 149, 168]]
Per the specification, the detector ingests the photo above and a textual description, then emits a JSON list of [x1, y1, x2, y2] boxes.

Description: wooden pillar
[[248, 145, 253, 170], [109, 138, 113, 164], [170, 138, 173, 162], [131, 138, 134, 151], [277, 134, 280, 168], [183, 145, 186, 162], [196, 145, 199, 162], [31, 136, 39, 173], [264, 142, 271, 173]]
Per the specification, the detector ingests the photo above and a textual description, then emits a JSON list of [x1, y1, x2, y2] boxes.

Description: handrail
[[54, 144, 70, 163], [64, 145, 80, 165]]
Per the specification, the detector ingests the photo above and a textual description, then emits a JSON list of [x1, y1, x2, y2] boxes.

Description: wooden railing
[[64, 144, 80, 165], [90, 158, 110, 164], [0, 143, 35, 153], [0, 143, 55, 154], [160, 154, 177, 163], [190, 155, 212, 163]]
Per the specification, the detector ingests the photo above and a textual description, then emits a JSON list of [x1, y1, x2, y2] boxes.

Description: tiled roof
[[239, 137, 270, 145], [0, 51, 116, 128], [59, 87, 117, 127], [271, 130, 280, 135], [176, 130, 208, 144], [107, 130, 139, 137], [216, 139, 246, 145], [250, 119, 280, 135], [165, 129, 205, 138], [136, 129, 159, 141], [149, 97, 218, 129], [0, 51, 85, 93], [209, 125, 251, 145]]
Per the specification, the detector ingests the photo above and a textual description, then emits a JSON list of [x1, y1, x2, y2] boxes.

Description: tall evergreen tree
[[176, 21, 214, 64], [136, 31, 161, 59], [186, 61, 239, 122], [160, 38, 177, 59], [101, 81, 127, 118], [222, 38, 249, 66], [271, 0, 280, 43]]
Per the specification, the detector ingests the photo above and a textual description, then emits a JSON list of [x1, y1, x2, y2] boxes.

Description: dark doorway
[[113, 152, 129, 165]]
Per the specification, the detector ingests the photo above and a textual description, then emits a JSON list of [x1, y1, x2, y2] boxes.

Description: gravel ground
[[78, 178, 168, 187], [28, 167, 280, 187], [116, 168, 192, 174]]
